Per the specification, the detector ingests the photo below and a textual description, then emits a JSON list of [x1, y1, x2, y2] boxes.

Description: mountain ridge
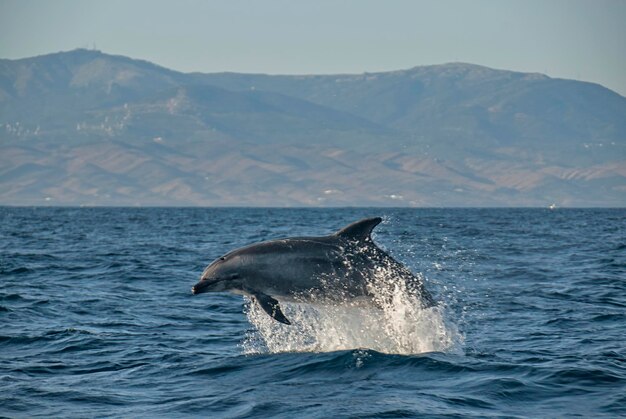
[[1, 49, 624, 207]]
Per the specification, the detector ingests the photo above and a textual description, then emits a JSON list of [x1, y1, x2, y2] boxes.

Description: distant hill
[[1, 49, 624, 206]]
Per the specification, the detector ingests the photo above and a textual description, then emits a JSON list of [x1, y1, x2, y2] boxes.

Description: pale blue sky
[[1, 0, 625, 95]]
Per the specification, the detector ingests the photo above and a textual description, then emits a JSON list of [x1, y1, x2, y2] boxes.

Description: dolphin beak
[[191, 280, 210, 295]]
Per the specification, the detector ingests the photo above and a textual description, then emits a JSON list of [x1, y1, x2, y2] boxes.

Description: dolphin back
[[335, 217, 436, 308]]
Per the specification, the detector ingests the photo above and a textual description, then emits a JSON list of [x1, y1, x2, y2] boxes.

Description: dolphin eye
[[220, 257, 226, 261]]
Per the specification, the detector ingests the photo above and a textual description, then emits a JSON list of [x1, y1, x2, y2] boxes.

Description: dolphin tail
[[253, 293, 291, 325]]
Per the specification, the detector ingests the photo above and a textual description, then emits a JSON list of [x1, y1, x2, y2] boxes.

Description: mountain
[[1, 49, 625, 206]]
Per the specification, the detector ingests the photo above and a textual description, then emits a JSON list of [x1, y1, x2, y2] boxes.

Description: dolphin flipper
[[254, 293, 291, 325]]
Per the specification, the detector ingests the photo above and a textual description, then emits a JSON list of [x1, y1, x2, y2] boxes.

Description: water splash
[[242, 270, 462, 355]]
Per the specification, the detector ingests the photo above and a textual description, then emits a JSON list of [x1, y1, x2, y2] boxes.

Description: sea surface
[[1, 207, 625, 418]]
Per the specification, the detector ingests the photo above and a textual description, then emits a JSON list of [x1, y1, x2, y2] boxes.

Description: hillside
[[1, 49, 625, 206]]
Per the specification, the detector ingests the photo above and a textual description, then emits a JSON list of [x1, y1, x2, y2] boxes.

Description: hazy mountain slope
[[1, 49, 624, 206], [198, 64, 626, 165]]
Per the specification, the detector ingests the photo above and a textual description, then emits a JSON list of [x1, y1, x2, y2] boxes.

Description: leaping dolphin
[[192, 217, 434, 325]]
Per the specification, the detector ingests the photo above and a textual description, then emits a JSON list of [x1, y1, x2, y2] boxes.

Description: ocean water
[[1, 207, 625, 418]]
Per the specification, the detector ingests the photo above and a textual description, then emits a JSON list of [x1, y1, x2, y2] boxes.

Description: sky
[[1, 0, 625, 96]]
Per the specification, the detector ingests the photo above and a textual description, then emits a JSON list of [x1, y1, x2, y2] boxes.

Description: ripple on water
[[1, 207, 624, 418]]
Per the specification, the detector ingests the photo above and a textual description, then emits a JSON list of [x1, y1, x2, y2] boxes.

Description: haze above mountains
[[1, 49, 625, 206]]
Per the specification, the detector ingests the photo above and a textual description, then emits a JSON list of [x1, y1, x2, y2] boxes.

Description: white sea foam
[[242, 270, 462, 355]]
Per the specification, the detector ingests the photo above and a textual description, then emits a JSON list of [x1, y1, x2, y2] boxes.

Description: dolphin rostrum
[[192, 217, 434, 325]]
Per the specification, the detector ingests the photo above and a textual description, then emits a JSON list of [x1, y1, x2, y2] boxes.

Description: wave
[[242, 271, 462, 355]]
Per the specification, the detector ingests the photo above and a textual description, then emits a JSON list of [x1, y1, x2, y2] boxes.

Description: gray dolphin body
[[192, 217, 434, 325]]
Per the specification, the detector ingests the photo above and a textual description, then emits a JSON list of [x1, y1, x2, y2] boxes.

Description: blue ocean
[[1, 207, 625, 418]]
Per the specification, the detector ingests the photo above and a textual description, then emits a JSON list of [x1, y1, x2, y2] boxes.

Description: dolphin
[[191, 217, 434, 325]]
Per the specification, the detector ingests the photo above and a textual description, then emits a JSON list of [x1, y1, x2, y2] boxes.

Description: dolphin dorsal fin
[[334, 217, 382, 242]]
